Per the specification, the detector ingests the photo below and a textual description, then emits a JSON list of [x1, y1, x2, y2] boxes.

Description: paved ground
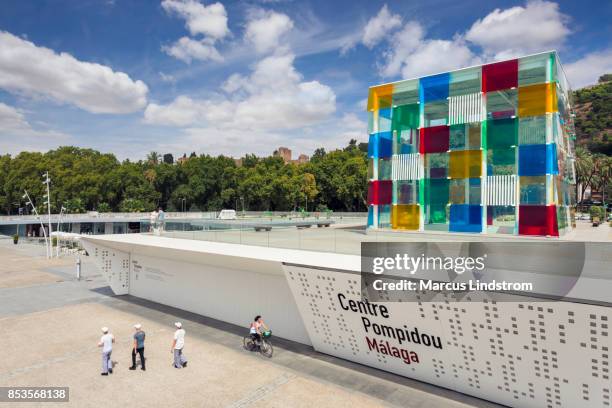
[[0, 238, 502, 408]]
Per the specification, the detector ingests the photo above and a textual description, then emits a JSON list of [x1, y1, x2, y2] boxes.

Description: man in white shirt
[[97, 327, 115, 376], [171, 322, 187, 368]]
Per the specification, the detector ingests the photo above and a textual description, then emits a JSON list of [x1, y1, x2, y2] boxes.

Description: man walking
[[98, 327, 114, 376], [171, 322, 187, 368], [129, 323, 146, 371]]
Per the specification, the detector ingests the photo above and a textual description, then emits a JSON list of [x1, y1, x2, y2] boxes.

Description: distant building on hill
[[274, 147, 292, 163]]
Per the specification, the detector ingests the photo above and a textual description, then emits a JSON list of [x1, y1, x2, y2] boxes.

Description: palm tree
[[147, 151, 160, 165], [574, 147, 593, 204]]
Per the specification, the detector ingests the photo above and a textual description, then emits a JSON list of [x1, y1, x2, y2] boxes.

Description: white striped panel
[[449, 92, 483, 125], [392, 153, 421, 181], [485, 175, 517, 206]]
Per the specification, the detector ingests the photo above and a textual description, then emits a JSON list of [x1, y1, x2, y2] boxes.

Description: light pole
[[181, 198, 186, 213], [56, 206, 66, 258], [42, 171, 53, 258], [23, 190, 50, 259]]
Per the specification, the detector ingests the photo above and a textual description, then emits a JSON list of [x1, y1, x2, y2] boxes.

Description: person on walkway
[[158, 207, 166, 232], [171, 322, 187, 368], [98, 327, 115, 376], [129, 323, 146, 371]]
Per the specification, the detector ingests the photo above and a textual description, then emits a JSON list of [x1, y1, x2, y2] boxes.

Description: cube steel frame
[[366, 51, 576, 237]]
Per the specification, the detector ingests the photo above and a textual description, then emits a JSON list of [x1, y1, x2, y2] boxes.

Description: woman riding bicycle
[[249, 315, 269, 344]]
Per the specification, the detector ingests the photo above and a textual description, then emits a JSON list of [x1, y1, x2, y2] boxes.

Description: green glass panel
[[392, 103, 419, 131], [424, 178, 449, 205], [367, 158, 375, 180], [429, 203, 448, 223], [449, 66, 482, 97], [487, 148, 516, 175], [486, 118, 518, 149], [519, 115, 547, 145], [393, 128, 419, 155]]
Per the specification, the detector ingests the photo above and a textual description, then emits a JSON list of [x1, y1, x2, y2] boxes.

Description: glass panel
[[392, 204, 420, 230], [487, 205, 516, 234], [450, 66, 482, 97], [518, 53, 550, 86], [449, 150, 482, 178], [394, 128, 419, 154], [397, 180, 419, 204], [392, 79, 419, 106], [518, 144, 546, 176], [378, 158, 392, 180], [367, 84, 394, 111], [424, 178, 449, 205], [368, 180, 393, 205], [487, 148, 516, 175], [424, 203, 449, 230], [420, 73, 450, 103], [450, 123, 481, 151], [486, 89, 517, 119], [392, 103, 419, 131], [486, 118, 518, 149], [518, 83, 558, 117], [367, 158, 375, 180], [519, 205, 558, 236], [378, 204, 391, 228], [424, 153, 449, 179], [449, 204, 482, 233], [519, 176, 546, 205], [378, 107, 392, 132], [423, 100, 449, 127], [518, 115, 546, 145], [482, 59, 518, 92], [420, 125, 449, 153], [450, 178, 481, 205]]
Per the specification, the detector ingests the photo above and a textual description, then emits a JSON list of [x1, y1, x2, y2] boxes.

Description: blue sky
[[0, 0, 610, 159]]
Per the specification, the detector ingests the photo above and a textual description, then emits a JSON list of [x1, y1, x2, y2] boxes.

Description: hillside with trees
[[573, 74, 611, 155]]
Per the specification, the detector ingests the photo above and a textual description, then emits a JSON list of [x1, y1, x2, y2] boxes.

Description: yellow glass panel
[[449, 150, 482, 179], [367, 84, 394, 111], [391, 204, 420, 230], [518, 83, 558, 117]]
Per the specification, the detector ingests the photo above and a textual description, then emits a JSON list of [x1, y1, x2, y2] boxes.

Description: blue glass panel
[[519, 144, 546, 176], [546, 143, 559, 175], [378, 204, 391, 228], [449, 204, 482, 233], [379, 107, 393, 119], [419, 73, 450, 103], [367, 205, 375, 227], [368, 133, 378, 158], [378, 131, 393, 158]]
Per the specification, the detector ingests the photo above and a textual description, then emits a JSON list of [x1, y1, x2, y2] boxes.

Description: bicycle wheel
[[243, 336, 256, 351], [260, 340, 273, 358]]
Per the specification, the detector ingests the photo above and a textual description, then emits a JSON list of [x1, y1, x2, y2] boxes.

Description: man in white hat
[[97, 327, 115, 376], [129, 323, 146, 371], [171, 322, 187, 368]]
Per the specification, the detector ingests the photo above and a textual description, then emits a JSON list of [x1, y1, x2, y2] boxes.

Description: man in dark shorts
[[129, 323, 146, 371]]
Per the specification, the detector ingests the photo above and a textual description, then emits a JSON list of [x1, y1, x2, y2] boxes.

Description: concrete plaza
[[0, 238, 504, 408]]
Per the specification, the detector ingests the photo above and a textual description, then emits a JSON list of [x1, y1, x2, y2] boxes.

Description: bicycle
[[243, 330, 273, 358]]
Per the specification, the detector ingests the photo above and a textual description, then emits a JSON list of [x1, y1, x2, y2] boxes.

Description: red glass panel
[[419, 125, 449, 154], [483, 59, 518, 92], [367, 180, 392, 205], [518, 205, 558, 236]]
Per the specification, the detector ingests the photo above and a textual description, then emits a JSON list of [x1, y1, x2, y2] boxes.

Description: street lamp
[[181, 198, 186, 213], [42, 171, 52, 258], [23, 190, 50, 259], [56, 206, 66, 258]]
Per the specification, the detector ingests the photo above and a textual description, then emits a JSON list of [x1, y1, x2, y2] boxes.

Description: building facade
[[366, 51, 576, 236]]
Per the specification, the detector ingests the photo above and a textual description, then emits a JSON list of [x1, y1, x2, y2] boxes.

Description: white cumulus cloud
[[465, 0, 570, 60], [162, 36, 223, 63], [161, 0, 230, 40], [362, 4, 402, 49], [0, 31, 148, 114], [564, 49, 612, 89], [380, 23, 479, 79], [144, 52, 336, 130], [244, 10, 294, 54]]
